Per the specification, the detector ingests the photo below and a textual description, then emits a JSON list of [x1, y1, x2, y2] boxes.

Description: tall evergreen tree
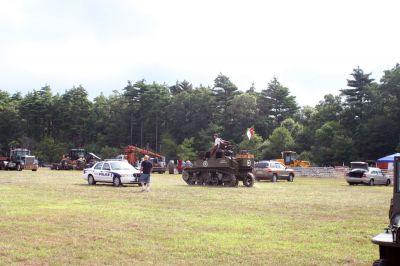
[[340, 66, 374, 117], [258, 77, 299, 126], [212, 73, 240, 124]]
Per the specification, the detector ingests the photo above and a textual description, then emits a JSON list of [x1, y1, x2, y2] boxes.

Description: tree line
[[1, 64, 400, 165]]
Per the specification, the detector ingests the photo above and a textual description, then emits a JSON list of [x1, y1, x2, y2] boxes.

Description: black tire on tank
[[231, 178, 239, 187], [182, 170, 189, 181], [224, 174, 238, 187], [88, 175, 96, 185], [243, 173, 255, 187], [187, 178, 196, 185], [113, 176, 122, 187], [199, 172, 211, 186]]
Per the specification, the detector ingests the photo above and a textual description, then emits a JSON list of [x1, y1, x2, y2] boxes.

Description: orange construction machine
[[275, 151, 311, 168], [124, 145, 166, 173]]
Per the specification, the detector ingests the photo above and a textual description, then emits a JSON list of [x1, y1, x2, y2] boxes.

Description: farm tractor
[[371, 156, 400, 265], [275, 151, 310, 168], [123, 145, 166, 173], [51, 148, 100, 170], [0, 148, 38, 171]]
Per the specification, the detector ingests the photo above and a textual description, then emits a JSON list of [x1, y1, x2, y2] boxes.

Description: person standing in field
[[140, 155, 153, 192]]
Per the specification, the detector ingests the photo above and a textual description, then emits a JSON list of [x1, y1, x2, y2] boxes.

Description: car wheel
[[16, 164, 22, 171], [348, 182, 354, 186], [272, 174, 277, 182], [369, 179, 375, 186], [288, 174, 294, 182], [88, 175, 96, 185], [113, 176, 122, 187], [386, 179, 391, 186]]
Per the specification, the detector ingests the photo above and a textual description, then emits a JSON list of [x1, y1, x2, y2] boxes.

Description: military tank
[[182, 142, 255, 187], [371, 156, 400, 265]]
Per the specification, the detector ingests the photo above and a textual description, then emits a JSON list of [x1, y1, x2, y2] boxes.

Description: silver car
[[346, 162, 390, 186]]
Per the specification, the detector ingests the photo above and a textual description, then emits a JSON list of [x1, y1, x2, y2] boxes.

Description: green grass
[[0, 169, 392, 265]]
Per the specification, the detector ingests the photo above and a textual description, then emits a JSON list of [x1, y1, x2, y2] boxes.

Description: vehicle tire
[[288, 174, 294, 182], [88, 175, 96, 185], [369, 179, 375, 186], [223, 174, 238, 187], [243, 173, 255, 187], [386, 179, 391, 186], [16, 164, 22, 171], [348, 182, 354, 186], [187, 178, 196, 185], [228, 178, 239, 187], [113, 176, 122, 187], [272, 174, 277, 182], [372, 259, 390, 266]]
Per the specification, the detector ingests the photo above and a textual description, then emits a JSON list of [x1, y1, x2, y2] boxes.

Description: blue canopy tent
[[376, 153, 400, 163]]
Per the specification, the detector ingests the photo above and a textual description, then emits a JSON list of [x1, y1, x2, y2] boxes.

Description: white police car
[[82, 160, 141, 186]]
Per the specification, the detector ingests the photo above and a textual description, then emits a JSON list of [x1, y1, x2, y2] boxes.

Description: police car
[[82, 160, 141, 186]]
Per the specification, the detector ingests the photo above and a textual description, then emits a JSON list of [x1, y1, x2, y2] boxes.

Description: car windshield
[[13, 150, 30, 157], [110, 161, 135, 171]]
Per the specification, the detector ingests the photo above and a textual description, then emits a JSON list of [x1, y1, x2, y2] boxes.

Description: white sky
[[0, 0, 399, 106]]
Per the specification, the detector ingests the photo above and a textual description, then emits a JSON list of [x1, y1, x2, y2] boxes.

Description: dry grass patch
[[0, 169, 391, 265]]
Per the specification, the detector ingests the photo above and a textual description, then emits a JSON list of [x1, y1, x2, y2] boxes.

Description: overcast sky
[[1, 0, 399, 106]]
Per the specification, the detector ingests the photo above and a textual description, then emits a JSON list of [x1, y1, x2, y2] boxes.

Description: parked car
[[82, 160, 141, 186], [253, 160, 295, 182], [345, 161, 390, 186]]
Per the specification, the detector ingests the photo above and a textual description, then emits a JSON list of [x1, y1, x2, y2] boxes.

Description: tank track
[[183, 168, 254, 187]]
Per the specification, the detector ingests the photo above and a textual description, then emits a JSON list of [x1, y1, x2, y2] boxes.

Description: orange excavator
[[124, 145, 167, 173]]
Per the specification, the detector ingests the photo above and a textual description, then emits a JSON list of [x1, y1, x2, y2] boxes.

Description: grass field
[[0, 169, 393, 265]]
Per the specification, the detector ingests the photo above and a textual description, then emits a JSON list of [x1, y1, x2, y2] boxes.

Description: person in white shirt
[[214, 134, 222, 147]]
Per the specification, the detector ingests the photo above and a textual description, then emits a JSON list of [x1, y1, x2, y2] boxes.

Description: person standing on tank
[[214, 134, 222, 147], [212, 133, 225, 155], [140, 155, 153, 192]]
